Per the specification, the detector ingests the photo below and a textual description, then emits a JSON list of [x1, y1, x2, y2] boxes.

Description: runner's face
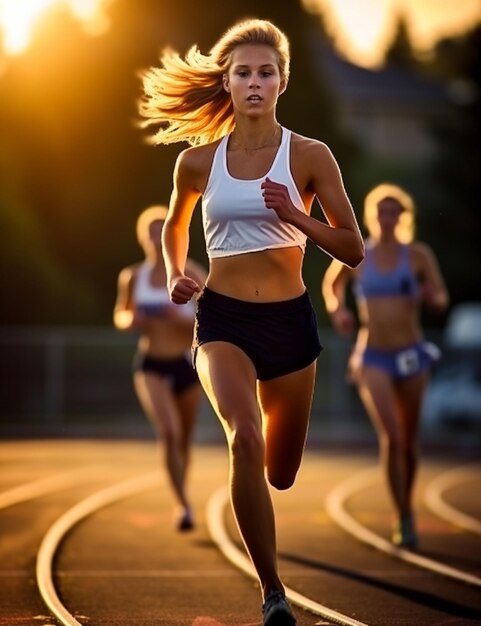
[[377, 198, 403, 234], [148, 219, 164, 242], [224, 44, 284, 117]]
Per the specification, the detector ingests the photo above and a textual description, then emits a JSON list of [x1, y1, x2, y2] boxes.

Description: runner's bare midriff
[[357, 297, 423, 349], [206, 246, 305, 302], [137, 318, 194, 358]]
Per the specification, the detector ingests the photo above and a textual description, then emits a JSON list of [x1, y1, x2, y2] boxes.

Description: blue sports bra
[[353, 243, 420, 300]]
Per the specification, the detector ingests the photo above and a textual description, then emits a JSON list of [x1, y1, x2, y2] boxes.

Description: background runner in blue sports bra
[[138, 19, 364, 626], [322, 183, 449, 549], [114, 205, 207, 531]]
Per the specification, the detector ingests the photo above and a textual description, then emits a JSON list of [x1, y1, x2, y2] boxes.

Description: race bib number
[[396, 348, 419, 376]]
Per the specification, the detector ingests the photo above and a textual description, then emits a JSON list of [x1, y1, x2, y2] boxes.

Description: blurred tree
[[0, 5, 185, 325], [0, 0, 361, 325], [384, 12, 417, 70], [347, 17, 480, 322], [0, 142, 95, 324], [422, 25, 481, 308]]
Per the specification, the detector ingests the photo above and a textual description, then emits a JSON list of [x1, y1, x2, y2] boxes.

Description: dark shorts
[[192, 287, 323, 381], [132, 352, 199, 394], [362, 342, 440, 380]]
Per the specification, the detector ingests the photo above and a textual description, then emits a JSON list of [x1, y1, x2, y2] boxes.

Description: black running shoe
[[392, 514, 419, 549], [262, 590, 296, 626], [176, 509, 195, 532]]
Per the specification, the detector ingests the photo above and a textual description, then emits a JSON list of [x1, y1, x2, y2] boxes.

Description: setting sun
[[0, 0, 114, 55]]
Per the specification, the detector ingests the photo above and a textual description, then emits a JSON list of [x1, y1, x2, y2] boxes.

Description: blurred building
[[313, 39, 456, 161]]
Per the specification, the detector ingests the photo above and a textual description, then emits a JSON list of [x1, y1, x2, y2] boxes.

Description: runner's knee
[[229, 420, 265, 466], [267, 466, 297, 491]]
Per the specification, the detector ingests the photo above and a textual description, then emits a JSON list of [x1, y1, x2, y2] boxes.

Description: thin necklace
[[231, 124, 281, 154]]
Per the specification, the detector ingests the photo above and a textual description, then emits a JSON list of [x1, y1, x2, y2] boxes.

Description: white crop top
[[202, 127, 307, 259], [133, 262, 195, 318], [133, 262, 171, 306]]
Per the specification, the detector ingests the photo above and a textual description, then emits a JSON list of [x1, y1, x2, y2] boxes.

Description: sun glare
[[403, 0, 481, 54], [304, 0, 481, 68], [326, 0, 394, 67], [0, 0, 114, 56]]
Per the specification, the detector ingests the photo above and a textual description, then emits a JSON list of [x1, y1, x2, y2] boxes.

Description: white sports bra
[[133, 262, 170, 306], [133, 262, 195, 318], [202, 127, 307, 259]]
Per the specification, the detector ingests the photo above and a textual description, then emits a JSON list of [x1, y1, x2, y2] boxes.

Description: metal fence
[[2, 326, 477, 452], [0, 326, 371, 439]]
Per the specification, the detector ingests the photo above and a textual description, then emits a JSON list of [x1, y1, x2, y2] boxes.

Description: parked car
[[422, 302, 481, 429]]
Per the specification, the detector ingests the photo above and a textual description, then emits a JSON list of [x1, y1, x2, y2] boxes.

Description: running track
[[1, 440, 480, 625]]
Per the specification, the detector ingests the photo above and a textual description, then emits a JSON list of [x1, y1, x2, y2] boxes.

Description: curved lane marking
[[0, 470, 96, 510], [325, 466, 481, 588], [206, 485, 370, 626], [36, 471, 160, 626], [424, 464, 481, 535]]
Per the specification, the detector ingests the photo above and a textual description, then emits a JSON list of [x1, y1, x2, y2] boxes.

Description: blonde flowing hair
[[364, 183, 416, 244], [138, 19, 290, 146]]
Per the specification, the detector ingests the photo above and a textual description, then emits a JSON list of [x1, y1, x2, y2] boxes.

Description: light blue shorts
[[362, 342, 440, 380]]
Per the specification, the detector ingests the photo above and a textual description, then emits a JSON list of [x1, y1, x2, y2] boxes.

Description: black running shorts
[[192, 287, 323, 381], [133, 352, 199, 394]]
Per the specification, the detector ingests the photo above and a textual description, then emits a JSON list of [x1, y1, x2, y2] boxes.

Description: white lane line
[[325, 466, 481, 588], [36, 471, 160, 626], [424, 464, 481, 535], [58, 569, 243, 577], [206, 486, 370, 626], [0, 470, 96, 510]]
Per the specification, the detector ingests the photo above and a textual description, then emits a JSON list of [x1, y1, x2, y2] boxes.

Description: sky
[[1, 0, 480, 67], [0, 0, 113, 55], [304, 0, 481, 66]]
